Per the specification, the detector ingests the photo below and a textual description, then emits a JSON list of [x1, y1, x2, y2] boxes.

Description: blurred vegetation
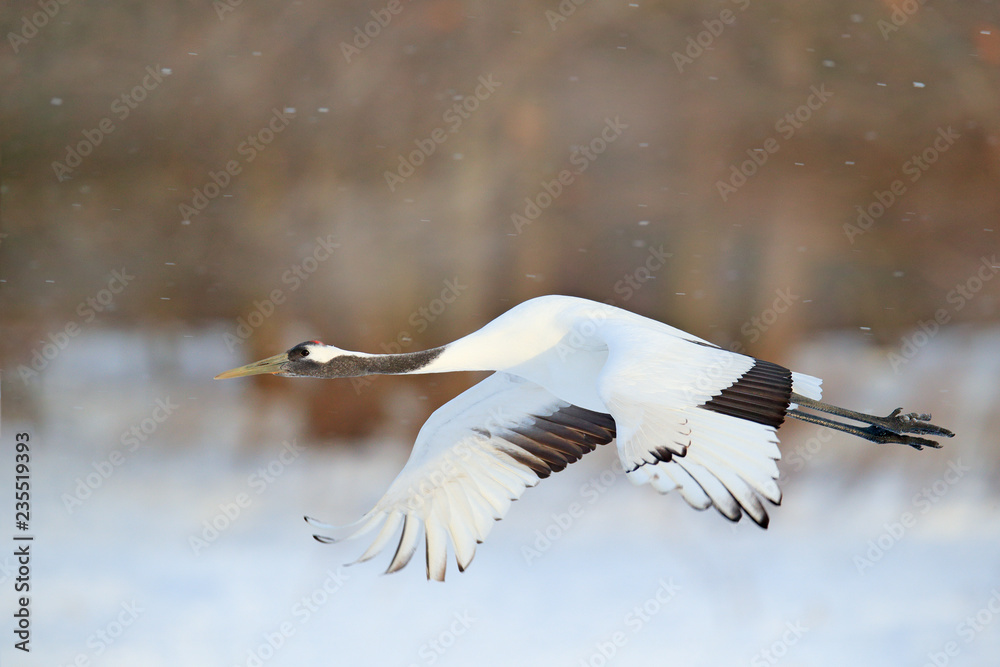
[[2, 0, 998, 437]]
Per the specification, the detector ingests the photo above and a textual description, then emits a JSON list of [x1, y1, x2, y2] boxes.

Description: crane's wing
[[307, 372, 615, 581], [596, 322, 823, 527]]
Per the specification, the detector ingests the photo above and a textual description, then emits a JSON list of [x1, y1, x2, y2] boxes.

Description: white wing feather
[[594, 320, 822, 527], [307, 296, 827, 575], [308, 372, 615, 580]]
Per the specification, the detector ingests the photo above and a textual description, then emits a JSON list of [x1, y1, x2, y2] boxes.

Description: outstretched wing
[[307, 372, 615, 581], [596, 322, 823, 527]]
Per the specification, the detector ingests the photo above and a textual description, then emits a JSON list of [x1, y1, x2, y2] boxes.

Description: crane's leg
[[786, 393, 954, 450]]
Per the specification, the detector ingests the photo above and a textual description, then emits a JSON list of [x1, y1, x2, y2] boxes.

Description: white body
[[307, 295, 823, 580], [420, 295, 688, 411]]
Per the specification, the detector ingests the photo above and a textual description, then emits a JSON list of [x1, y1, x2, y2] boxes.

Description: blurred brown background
[[2, 0, 998, 440]]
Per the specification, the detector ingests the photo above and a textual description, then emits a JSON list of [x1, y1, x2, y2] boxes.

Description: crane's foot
[[787, 395, 954, 450], [867, 408, 955, 440], [855, 423, 945, 450]]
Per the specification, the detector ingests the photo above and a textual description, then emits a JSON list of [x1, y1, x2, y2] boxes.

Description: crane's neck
[[317, 303, 610, 411], [401, 319, 569, 375], [325, 326, 556, 378], [323, 299, 586, 378], [327, 344, 508, 377], [304, 346, 448, 377]]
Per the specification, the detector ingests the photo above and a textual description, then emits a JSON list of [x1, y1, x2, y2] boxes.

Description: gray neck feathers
[[310, 347, 446, 378]]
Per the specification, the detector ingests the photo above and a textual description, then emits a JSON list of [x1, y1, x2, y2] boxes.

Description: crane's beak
[[214, 353, 287, 379]]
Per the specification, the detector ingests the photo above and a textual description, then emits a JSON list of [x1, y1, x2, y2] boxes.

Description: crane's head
[[214, 340, 355, 379]]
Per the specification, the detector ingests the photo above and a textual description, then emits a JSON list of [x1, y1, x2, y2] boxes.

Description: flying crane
[[215, 295, 953, 580]]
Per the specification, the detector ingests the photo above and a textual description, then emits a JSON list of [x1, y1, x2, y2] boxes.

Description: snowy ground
[[2, 327, 999, 666]]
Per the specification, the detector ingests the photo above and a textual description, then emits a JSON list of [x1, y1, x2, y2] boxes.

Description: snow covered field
[[3, 327, 999, 667]]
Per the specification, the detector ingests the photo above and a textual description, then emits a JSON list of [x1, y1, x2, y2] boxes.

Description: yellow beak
[[214, 352, 288, 379]]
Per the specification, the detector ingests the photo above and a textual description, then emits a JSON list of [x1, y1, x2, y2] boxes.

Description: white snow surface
[[2, 327, 999, 666]]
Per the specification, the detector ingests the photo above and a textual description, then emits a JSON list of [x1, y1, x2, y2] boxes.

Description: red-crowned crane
[[216, 295, 953, 580]]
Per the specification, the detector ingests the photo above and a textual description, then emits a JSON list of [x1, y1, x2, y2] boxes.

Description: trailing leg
[[786, 393, 954, 450]]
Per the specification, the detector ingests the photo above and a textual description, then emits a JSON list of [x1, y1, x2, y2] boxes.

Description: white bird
[[215, 295, 953, 580]]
